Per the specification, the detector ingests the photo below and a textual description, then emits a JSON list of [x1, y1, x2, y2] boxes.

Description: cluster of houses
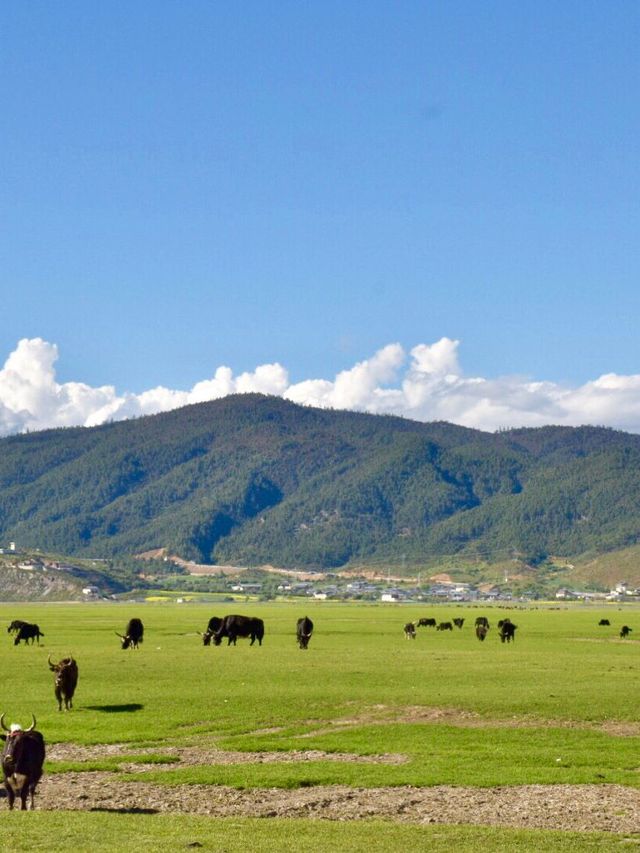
[[379, 581, 507, 603], [237, 576, 640, 603], [232, 578, 511, 602], [555, 581, 640, 601]]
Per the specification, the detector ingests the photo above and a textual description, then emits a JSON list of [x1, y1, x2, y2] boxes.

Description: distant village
[[231, 577, 640, 604], [1, 541, 639, 603]]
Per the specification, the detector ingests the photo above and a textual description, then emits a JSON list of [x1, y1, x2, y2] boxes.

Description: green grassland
[[1, 601, 638, 767], [0, 813, 637, 853], [0, 600, 637, 849]]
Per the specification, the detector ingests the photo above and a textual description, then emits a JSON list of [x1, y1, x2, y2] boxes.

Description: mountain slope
[[0, 395, 639, 568]]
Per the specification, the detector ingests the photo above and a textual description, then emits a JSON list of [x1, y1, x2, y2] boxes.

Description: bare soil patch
[[42, 713, 640, 834], [41, 738, 640, 832], [300, 704, 640, 737], [34, 773, 640, 833], [47, 743, 406, 767]]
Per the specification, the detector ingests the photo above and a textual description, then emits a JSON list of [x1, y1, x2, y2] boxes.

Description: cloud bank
[[1, 337, 640, 437]]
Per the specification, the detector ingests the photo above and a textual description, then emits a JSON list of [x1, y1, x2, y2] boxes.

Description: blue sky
[[1, 2, 639, 434]]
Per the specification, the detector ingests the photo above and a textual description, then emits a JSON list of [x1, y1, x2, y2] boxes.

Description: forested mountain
[[1, 394, 639, 569]]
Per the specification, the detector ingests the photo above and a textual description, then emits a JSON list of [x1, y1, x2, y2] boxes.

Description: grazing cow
[[296, 616, 314, 649], [214, 614, 264, 646], [437, 621, 453, 631], [404, 622, 417, 639], [0, 715, 45, 810], [201, 616, 223, 646], [475, 624, 488, 642], [475, 616, 490, 629], [116, 618, 144, 650], [13, 623, 44, 646], [499, 620, 517, 643], [7, 620, 28, 635], [453, 618, 465, 629], [417, 618, 436, 627], [48, 656, 78, 711], [598, 619, 610, 626], [620, 625, 632, 638]]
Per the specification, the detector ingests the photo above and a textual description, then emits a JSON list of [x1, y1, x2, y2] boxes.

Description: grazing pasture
[[0, 602, 637, 850], [0, 812, 636, 852]]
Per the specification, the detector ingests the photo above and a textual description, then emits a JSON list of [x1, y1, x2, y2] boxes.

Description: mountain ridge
[[0, 394, 638, 570]]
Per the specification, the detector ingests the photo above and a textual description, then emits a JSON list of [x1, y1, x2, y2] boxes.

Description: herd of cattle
[[199, 614, 314, 649], [404, 616, 635, 643], [403, 615, 518, 643], [0, 612, 314, 809], [598, 618, 633, 638], [1, 608, 634, 810]]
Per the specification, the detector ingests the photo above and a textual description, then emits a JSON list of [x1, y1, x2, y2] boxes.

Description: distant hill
[[1, 394, 640, 572]]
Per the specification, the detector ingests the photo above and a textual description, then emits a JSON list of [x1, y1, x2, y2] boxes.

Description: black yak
[[0, 714, 45, 810], [296, 616, 314, 649], [48, 656, 78, 711], [116, 618, 144, 650]]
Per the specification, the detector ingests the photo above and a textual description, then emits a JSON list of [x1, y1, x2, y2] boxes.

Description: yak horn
[[47, 653, 55, 667], [115, 632, 124, 639], [0, 714, 8, 732], [25, 715, 36, 732]]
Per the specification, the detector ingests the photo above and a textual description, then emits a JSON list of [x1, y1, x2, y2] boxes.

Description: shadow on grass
[[86, 703, 144, 713], [89, 807, 158, 814]]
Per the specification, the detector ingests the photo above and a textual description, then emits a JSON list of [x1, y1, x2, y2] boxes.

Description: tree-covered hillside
[[0, 394, 639, 569]]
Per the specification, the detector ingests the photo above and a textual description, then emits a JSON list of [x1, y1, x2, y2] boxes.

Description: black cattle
[[417, 618, 436, 627], [475, 616, 490, 629], [48, 656, 78, 711], [404, 622, 417, 639], [620, 625, 632, 638], [475, 624, 488, 641], [499, 620, 517, 643], [214, 614, 264, 647], [13, 623, 44, 646], [207, 616, 222, 633], [116, 618, 144, 650], [201, 616, 223, 646], [598, 619, 610, 626], [437, 621, 453, 631], [296, 616, 314, 649], [0, 715, 45, 810], [453, 618, 465, 629], [7, 620, 27, 634]]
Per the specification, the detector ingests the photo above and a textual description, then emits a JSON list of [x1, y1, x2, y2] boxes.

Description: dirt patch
[[48, 743, 135, 762], [136, 550, 248, 576], [298, 704, 640, 738], [40, 737, 640, 832], [598, 721, 640, 737], [47, 743, 407, 767], [393, 706, 640, 736], [34, 774, 640, 833]]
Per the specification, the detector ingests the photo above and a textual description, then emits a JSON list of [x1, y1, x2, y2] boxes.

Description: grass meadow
[[0, 599, 637, 850]]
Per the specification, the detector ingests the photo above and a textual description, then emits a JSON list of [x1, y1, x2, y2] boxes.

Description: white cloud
[[2, 336, 640, 437], [285, 343, 404, 410], [0, 339, 119, 433]]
